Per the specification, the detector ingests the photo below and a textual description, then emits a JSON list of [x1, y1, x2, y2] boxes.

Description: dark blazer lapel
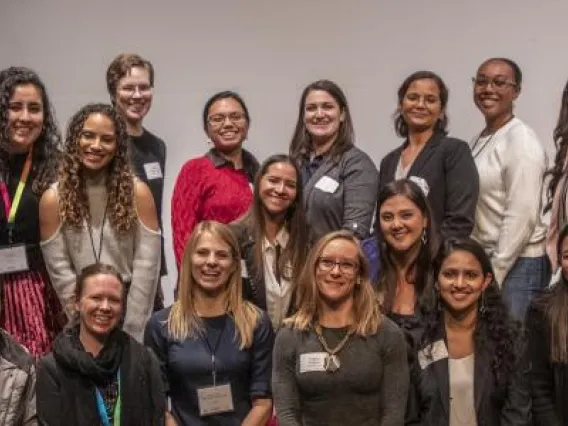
[[408, 132, 444, 176], [474, 348, 491, 412], [242, 236, 268, 310], [381, 145, 404, 182], [304, 155, 340, 202], [433, 356, 451, 416]]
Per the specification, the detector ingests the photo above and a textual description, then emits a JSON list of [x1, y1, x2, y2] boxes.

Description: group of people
[[0, 52, 567, 426]]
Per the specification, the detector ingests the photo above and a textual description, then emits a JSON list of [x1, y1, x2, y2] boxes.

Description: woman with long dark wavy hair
[[409, 237, 530, 425], [0, 66, 65, 356], [230, 154, 309, 329], [527, 224, 568, 425], [39, 103, 161, 342], [546, 80, 568, 275]]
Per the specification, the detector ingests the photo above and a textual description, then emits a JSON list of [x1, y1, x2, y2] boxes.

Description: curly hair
[[545, 79, 568, 212], [0, 66, 61, 195], [421, 237, 522, 391], [58, 103, 136, 234]]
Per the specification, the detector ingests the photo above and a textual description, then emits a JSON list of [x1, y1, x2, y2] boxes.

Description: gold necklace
[[315, 324, 353, 373]]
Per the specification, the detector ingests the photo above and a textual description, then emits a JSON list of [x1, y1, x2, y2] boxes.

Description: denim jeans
[[501, 255, 551, 321]]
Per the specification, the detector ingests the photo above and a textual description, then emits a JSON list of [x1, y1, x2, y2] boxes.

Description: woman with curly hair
[[0, 66, 65, 356], [546, 79, 568, 276], [409, 237, 530, 425], [39, 103, 161, 342], [272, 230, 408, 426]]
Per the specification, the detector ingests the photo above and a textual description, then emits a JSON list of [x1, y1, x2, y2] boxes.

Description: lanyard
[[87, 201, 108, 263], [201, 317, 228, 386], [95, 370, 121, 426], [0, 149, 33, 243]]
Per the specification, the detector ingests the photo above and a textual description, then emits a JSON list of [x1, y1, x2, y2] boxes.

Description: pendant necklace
[[315, 324, 353, 373]]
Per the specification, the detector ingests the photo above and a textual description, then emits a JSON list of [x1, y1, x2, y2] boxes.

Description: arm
[[272, 327, 302, 426], [492, 128, 546, 285], [38, 187, 76, 319], [342, 150, 380, 239], [123, 181, 161, 342], [378, 319, 410, 426], [243, 312, 274, 426], [441, 140, 479, 238], [171, 160, 203, 268], [525, 306, 560, 426], [36, 357, 60, 426]]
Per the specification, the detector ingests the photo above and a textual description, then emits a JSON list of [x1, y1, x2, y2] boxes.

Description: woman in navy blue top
[[145, 220, 274, 426]]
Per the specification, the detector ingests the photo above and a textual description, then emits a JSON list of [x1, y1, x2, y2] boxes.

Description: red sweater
[[171, 151, 258, 267]]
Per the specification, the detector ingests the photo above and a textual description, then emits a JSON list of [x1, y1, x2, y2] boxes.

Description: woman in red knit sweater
[[171, 91, 259, 268]]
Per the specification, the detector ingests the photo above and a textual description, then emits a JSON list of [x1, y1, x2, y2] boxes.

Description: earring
[[421, 229, 427, 245], [479, 291, 487, 316]]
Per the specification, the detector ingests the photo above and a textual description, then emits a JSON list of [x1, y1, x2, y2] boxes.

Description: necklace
[[471, 115, 514, 159], [314, 324, 353, 373]]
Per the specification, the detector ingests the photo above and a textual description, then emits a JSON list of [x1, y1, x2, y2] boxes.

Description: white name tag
[[0, 244, 29, 274], [241, 259, 249, 278], [315, 176, 339, 193], [299, 352, 328, 373], [418, 339, 448, 370], [143, 162, 163, 180], [197, 383, 234, 416]]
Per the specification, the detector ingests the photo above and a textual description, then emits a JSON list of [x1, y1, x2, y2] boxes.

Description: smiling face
[[438, 249, 491, 315], [7, 83, 44, 154], [316, 238, 359, 305], [379, 194, 427, 253], [303, 90, 345, 144], [191, 231, 235, 296], [76, 273, 123, 338], [114, 66, 153, 127], [473, 60, 519, 123], [206, 97, 249, 154], [400, 78, 443, 134], [78, 113, 117, 174], [259, 161, 298, 218]]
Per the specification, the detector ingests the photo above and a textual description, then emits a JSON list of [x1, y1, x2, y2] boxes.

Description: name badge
[[240, 259, 249, 278], [143, 162, 163, 180], [299, 352, 328, 373], [315, 176, 339, 193], [197, 383, 234, 416], [418, 339, 449, 370], [0, 244, 29, 274]]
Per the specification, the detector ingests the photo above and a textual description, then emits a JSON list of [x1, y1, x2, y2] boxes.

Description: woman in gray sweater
[[272, 230, 408, 426]]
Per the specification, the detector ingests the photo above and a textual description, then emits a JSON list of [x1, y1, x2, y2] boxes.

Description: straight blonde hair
[[284, 230, 382, 336], [167, 221, 261, 349]]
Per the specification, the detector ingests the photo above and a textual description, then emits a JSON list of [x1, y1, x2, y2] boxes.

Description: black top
[[0, 153, 40, 246], [379, 132, 479, 239], [128, 129, 167, 275]]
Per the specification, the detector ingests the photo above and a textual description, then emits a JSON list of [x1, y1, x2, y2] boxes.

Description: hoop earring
[[421, 229, 427, 245]]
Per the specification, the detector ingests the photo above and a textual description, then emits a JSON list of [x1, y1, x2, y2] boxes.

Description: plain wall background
[[2, 0, 567, 304]]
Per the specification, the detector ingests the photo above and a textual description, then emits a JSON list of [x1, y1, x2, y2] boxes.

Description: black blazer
[[230, 218, 296, 317], [379, 132, 479, 238], [526, 301, 568, 426], [408, 328, 530, 426]]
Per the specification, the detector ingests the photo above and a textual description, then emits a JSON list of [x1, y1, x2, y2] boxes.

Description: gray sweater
[[272, 316, 408, 426]]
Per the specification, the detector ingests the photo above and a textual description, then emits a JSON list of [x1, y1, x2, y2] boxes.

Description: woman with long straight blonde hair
[[145, 220, 274, 426], [272, 230, 408, 426]]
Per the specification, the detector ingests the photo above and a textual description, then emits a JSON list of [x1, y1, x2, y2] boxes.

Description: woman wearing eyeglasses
[[470, 57, 548, 320], [171, 91, 259, 269], [272, 230, 408, 426]]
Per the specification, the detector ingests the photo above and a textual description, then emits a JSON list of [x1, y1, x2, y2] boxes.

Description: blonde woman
[[272, 230, 408, 426], [145, 221, 274, 426]]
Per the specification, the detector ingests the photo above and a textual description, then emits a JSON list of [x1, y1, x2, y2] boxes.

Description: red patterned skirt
[[0, 259, 65, 357]]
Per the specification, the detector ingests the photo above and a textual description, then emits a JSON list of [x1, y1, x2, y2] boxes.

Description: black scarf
[[52, 326, 126, 385]]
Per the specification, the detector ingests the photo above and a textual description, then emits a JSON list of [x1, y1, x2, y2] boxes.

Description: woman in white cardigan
[[470, 57, 549, 320]]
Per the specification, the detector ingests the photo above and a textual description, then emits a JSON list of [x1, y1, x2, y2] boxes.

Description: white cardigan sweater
[[471, 117, 547, 287]]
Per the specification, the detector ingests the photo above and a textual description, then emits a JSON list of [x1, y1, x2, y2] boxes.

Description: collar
[[206, 148, 259, 181], [262, 227, 289, 252]]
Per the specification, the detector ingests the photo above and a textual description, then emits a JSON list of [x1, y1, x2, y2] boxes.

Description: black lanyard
[[201, 317, 228, 386], [87, 202, 108, 264]]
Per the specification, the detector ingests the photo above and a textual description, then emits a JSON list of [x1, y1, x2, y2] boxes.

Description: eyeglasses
[[207, 113, 247, 127], [471, 77, 517, 90], [117, 84, 153, 96], [317, 257, 358, 276]]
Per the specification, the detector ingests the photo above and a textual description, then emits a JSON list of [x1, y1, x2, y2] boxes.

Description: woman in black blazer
[[379, 71, 479, 238], [230, 154, 309, 329], [409, 237, 529, 426]]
